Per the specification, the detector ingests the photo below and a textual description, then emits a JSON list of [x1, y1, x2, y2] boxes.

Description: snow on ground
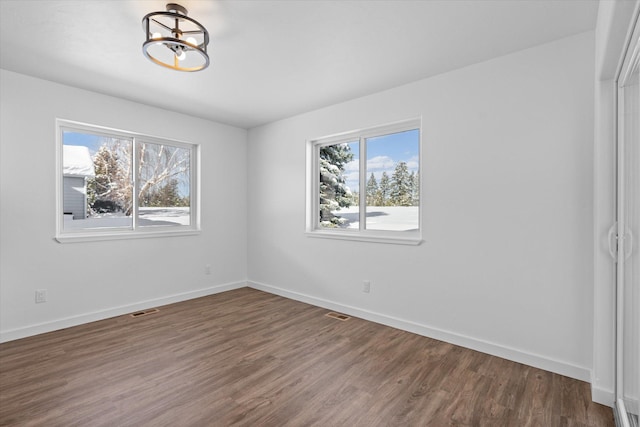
[[329, 206, 418, 231], [63, 207, 190, 230], [65, 206, 417, 231]]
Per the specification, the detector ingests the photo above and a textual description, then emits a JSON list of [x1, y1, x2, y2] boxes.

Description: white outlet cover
[[35, 289, 47, 303]]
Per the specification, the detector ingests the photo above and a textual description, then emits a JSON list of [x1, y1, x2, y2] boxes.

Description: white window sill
[[55, 228, 200, 243], [306, 230, 422, 246]]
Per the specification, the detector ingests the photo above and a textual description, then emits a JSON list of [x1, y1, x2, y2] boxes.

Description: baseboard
[[0, 281, 246, 343], [591, 385, 615, 407], [248, 280, 592, 383], [590, 365, 615, 407]]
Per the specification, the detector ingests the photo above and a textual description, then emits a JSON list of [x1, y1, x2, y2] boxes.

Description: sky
[[343, 129, 420, 192], [63, 131, 105, 156]]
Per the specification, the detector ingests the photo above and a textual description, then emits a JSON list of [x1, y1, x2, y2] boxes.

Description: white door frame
[[614, 11, 640, 427]]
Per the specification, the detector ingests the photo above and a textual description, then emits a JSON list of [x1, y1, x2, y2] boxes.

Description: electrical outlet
[[205, 264, 211, 275], [35, 289, 47, 303], [363, 280, 371, 293]]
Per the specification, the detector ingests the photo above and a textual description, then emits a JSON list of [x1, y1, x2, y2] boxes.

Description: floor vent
[[130, 308, 159, 318], [326, 312, 350, 321]]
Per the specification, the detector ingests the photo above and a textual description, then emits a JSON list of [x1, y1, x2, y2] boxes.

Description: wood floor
[[0, 288, 613, 426]]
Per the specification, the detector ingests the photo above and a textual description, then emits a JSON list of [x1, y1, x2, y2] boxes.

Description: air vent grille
[[130, 308, 159, 318], [325, 312, 350, 321]]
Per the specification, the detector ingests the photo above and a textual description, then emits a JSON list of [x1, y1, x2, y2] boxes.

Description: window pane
[[319, 141, 358, 228], [62, 131, 133, 230], [137, 142, 191, 227], [365, 129, 419, 231]]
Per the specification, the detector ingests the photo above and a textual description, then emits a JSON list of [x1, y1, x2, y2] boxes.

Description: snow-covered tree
[[88, 140, 132, 214], [89, 140, 190, 216], [378, 171, 391, 206], [390, 161, 413, 206], [142, 179, 188, 207], [412, 171, 420, 206], [319, 144, 353, 226], [137, 143, 190, 209], [366, 173, 379, 206]]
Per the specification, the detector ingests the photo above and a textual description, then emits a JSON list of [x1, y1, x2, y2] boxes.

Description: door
[[616, 19, 640, 427]]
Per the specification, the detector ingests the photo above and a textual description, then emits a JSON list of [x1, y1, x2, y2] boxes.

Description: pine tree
[[412, 171, 420, 206], [390, 161, 412, 206], [366, 173, 379, 206], [159, 179, 181, 206], [319, 144, 354, 226], [378, 172, 391, 206], [409, 171, 416, 206], [142, 179, 182, 207], [89, 142, 131, 214]]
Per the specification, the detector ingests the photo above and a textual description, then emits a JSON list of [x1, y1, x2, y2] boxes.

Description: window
[[307, 119, 421, 244], [56, 120, 199, 242]]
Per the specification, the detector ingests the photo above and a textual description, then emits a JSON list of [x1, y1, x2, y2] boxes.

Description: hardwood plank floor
[[0, 288, 613, 426]]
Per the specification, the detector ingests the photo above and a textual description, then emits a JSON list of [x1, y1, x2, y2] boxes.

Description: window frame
[[55, 119, 200, 243], [306, 118, 422, 245]]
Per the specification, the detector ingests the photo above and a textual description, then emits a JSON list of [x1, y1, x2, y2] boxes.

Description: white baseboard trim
[[248, 280, 592, 383], [591, 385, 615, 407], [0, 281, 246, 343]]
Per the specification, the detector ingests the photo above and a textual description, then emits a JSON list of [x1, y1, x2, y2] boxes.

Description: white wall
[[0, 70, 248, 342], [247, 32, 595, 381]]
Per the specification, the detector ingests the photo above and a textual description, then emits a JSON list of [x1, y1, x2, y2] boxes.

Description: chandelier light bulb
[[151, 32, 163, 46], [186, 37, 197, 47], [176, 49, 186, 61]]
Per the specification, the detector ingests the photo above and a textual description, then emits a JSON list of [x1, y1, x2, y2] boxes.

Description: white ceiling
[[0, 0, 598, 129]]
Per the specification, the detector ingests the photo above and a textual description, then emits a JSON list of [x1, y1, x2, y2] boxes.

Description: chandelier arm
[[150, 18, 173, 31]]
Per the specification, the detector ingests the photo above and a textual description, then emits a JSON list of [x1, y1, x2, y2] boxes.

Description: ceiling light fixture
[[142, 3, 210, 72]]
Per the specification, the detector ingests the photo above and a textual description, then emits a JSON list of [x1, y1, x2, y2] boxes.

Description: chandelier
[[142, 3, 210, 72]]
